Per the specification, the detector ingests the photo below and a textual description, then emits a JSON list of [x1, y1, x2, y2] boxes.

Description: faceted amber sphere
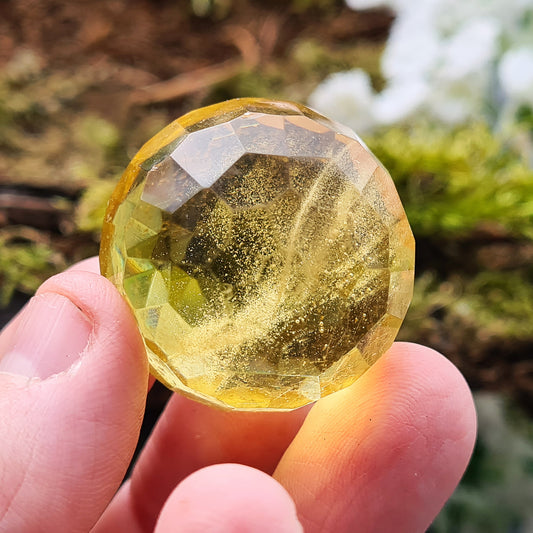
[[100, 98, 415, 411]]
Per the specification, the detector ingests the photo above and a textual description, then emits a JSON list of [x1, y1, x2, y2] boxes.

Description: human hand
[[0, 258, 476, 532]]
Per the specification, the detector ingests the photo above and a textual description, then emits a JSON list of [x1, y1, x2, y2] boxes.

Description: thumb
[[0, 268, 148, 533]]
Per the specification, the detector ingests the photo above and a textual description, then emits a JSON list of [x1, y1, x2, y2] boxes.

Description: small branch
[[130, 25, 260, 106], [130, 58, 243, 105]]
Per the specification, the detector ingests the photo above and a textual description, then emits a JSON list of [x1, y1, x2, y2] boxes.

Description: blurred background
[[1, 0, 532, 530]]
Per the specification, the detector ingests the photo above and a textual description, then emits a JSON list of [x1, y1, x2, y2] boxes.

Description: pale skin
[[0, 257, 477, 532]]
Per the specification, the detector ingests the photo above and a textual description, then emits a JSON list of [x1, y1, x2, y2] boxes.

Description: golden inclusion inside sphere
[[100, 98, 415, 411]]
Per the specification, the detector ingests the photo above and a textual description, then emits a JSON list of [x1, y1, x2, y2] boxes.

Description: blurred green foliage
[[0, 49, 168, 303], [75, 180, 117, 234], [0, 50, 123, 191], [368, 122, 533, 239], [403, 270, 533, 345], [289, 0, 341, 13], [190, 0, 233, 18], [0, 235, 64, 307], [364, 121, 533, 351]]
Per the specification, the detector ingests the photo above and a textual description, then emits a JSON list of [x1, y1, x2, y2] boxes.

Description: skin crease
[[0, 257, 477, 533]]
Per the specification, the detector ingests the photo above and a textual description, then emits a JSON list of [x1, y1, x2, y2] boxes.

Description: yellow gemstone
[[100, 98, 415, 411]]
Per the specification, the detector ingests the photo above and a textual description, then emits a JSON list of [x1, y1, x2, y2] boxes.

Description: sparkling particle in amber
[[100, 98, 415, 411]]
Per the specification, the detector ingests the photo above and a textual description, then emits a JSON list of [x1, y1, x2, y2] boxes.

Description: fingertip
[[275, 341, 477, 533], [36, 268, 149, 384], [67, 256, 101, 274], [311, 341, 477, 460], [0, 268, 149, 532], [38, 268, 123, 325], [155, 464, 303, 533], [37, 268, 147, 369], [386, 342, 477, 446], [121, 393, 311, 530]]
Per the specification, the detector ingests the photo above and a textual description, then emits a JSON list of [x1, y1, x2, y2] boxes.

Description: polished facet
[[100, 98, 415, 411]]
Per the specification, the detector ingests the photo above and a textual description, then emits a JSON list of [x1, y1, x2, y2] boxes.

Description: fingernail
[[0, 293, 92, 379]]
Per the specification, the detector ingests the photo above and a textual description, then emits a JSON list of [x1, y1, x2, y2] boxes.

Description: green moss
[[212, 67, 285, 102], [0, 51, 140, 304], [190, 0, 232, 18], [0, 235, 65, 307], [367, 122, 533, 239], [75, 179, 118, 234], [465, 271, 533, 339], [401, 268, 533, 345], [290, 0, 341, 13], [0, 53, 124, 191], [76, 115, 120, 153], [290, 39, 384, 82]]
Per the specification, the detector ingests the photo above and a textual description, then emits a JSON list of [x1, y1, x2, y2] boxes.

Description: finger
[[68, 256, 101, 273], [95, 395, 310, 532], [0, 270, 149, 533], [274, 342, 477, 533], [154, 464, 303, 533]]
